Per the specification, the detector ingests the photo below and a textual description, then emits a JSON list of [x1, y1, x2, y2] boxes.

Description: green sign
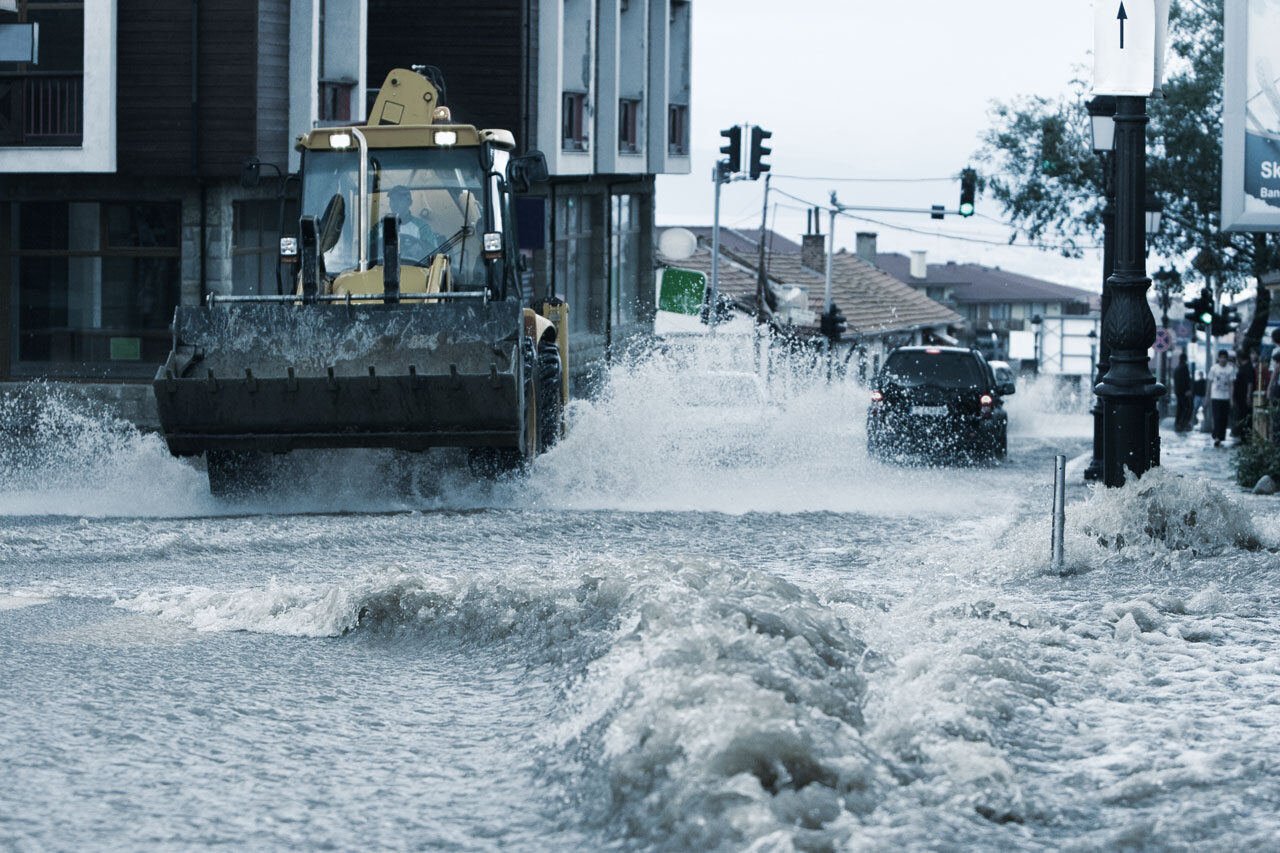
[[110, 337, 142, 361], [658, 267, 707, 316]]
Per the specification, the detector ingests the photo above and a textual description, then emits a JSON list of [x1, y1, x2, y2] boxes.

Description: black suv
[[866, 346, 1012, 462]]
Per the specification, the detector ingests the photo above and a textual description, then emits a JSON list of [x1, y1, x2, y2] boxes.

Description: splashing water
[[0, 344, 1096, 519]]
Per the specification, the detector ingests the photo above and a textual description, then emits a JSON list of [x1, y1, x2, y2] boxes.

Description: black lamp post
[[1083, 95, 1117, 483], [1096, 95, 1165, 487]]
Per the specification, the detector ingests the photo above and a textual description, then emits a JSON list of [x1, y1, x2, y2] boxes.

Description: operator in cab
[[385, 186, 443, 262]]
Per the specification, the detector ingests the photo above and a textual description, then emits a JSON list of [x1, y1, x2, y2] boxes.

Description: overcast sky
[[655, 0, 1104, 288]]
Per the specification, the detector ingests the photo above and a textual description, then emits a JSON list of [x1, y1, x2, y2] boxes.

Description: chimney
[[856, 232, 877, 264], [910, 250, 927, 280], [802, 234, 826, 273]]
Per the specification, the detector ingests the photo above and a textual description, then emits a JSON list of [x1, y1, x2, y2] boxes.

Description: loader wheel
[[466, 337, 538, 478], [536, 340, 563, 452], [205, 450, 272, 498]]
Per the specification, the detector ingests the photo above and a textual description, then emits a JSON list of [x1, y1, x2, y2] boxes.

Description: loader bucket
[[152, 299, 525, 456]]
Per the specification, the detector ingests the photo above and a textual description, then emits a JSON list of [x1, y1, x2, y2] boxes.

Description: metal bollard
[[1051, 454, 1067, 572]]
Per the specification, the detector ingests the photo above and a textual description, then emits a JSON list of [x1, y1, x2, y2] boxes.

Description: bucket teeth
[[368, 365, 379, 390], [287, 366, 298, 392], [327, 366, 338, 391]]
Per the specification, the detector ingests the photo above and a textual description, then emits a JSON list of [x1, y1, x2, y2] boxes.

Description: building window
[[988, 303, 1011, 321], [0, 0, 85, 147], [232, 201, 283, 297], [319, 79, 356, 123], [5, 200, 180, 373], [562, 91, 588, 152], [667, 104, 688, 156], [619, 99, 641, 154]]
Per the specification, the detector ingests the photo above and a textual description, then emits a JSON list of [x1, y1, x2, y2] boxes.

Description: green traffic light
[[1199, 311, 1213, 325], [959, 202, 975, 217]]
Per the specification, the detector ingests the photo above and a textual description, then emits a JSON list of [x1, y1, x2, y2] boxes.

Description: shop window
[[6, 200, 180, 374], [562, 91, 588, 152], [233, 200, 282, 296], [553, 193, 602, 335], [610, 194, 642, 330]]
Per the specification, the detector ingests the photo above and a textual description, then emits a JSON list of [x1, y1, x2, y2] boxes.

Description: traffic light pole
[[710, 160, 726, 333], [1096, 95, 1165, 487]]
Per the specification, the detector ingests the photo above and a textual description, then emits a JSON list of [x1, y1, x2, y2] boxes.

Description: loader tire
[[466, 337, 538, 478], [206, 450, 272, 499], [536, 340, 563, 452]]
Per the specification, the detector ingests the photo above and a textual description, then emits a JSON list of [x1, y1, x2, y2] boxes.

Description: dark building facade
[[0, 0, 691, 421]]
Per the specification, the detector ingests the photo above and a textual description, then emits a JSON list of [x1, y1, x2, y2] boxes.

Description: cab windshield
[[301, 147, 488, 287]]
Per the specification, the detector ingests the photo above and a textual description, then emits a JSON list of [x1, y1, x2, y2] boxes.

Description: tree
[[976, 0, 1260, 297]]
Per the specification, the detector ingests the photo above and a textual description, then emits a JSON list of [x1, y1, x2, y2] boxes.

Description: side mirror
[[999, 382, 1016, 396], [318, 193, 346, 254], [240, 158, 262, 189], [508, 150, 549, 193]]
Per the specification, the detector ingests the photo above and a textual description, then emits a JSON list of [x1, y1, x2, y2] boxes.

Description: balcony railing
[[0, 73, 84, 147]]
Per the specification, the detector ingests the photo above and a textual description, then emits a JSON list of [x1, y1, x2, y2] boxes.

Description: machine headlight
[[279, 237, 299, 259], [433, 130, 458, 147], [482, 231, 503, 258], [328, 132, 353, 149]]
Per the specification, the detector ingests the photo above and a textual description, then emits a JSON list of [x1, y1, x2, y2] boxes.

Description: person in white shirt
[[1208, 349, 1235, 447]]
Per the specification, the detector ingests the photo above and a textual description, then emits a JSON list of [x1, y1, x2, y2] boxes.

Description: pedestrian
[[1270, 350, 1280, 404], [1209, 349, 1235, 447], [1233, 349, 1258, 442], [1173, 352, 1192, 432], [1192, 369, 1206, 428]]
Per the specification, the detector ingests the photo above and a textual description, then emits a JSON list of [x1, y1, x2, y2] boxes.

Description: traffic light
[[959, 168, 977, 217], [1212, 306, 1241, 338], [1184, 288, 1213, 328], [719, 126, 742, 173], [748, 125, 772, 180], [820, 302, 847, 342]]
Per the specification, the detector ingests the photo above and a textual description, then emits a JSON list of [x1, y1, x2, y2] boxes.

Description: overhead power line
[[770, 187, 1102, 253], [772, 174, 953, 183]]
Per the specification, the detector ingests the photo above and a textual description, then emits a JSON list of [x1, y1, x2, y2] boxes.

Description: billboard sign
[[1222, 0, 1280, 230]]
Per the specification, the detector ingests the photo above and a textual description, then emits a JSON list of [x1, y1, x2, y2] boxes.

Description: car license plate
[[911, 405, 947, 416]]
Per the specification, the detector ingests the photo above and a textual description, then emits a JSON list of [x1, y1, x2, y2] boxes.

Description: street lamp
[[1087, 95, 1117, 153], [1145, 194, 1164, 236], [1084, 95, 1117, 483], [1096, 95, 1165, 487]]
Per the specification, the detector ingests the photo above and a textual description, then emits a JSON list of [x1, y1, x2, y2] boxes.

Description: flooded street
[[2, 356, 1277, 851]]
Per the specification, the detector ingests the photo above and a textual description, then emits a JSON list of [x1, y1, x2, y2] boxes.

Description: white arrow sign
[[1093, 0, 1171, 96]]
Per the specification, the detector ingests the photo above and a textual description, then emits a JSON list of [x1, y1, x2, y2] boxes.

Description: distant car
[[866, 346, 1012, 462]]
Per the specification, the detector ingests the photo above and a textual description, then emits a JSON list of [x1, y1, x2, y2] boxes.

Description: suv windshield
[[301, 147, 487, 287], [882, 351, 985, 389]]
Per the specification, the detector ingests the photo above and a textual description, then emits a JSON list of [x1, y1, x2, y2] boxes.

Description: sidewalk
[[1161, 426, 1238, 485]]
